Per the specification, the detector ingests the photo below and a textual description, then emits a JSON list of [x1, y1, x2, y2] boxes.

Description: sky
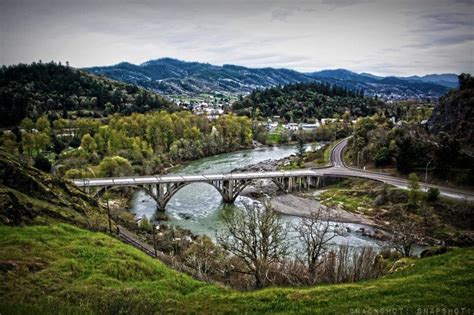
[[0, 0, 473, 76]]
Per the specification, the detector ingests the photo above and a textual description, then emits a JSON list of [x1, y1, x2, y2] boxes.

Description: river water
[[130, 144, 387, 248]]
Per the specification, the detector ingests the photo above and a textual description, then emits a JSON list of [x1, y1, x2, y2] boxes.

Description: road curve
[[329, 138, 474, 202]]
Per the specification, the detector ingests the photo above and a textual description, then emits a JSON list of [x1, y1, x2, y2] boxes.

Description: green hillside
[[0, 149, 108, 229], [0, 62, 176, 127], [0, 224, 473, 314], [232, 82, 382, 121]]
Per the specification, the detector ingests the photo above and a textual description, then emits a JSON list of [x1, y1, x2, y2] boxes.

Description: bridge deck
[[73, 170, 321, 187], [72, 167, 474, 202]]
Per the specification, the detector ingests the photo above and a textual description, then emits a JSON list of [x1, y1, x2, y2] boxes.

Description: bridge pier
[[222, 180, 235, 204]]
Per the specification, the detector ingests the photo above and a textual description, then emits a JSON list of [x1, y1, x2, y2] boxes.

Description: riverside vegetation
[[0, 111, 254, 178]]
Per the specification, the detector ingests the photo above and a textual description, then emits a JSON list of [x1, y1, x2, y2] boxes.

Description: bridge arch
[[157, 181, 225, 211], [153, 178, 288, 211], [93, 184, 158, 203]]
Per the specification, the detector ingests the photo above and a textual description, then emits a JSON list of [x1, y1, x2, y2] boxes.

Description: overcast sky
[[1, 0, 473, 76]]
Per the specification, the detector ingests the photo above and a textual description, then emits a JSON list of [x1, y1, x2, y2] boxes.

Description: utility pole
[[106, 199, 112, 234], [357, 151, 360, 169], [152, 224, 157, 258]]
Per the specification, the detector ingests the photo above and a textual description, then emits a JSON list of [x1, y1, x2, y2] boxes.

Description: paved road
[[73, 139, 474, 202], [328, 138, 474, 202]]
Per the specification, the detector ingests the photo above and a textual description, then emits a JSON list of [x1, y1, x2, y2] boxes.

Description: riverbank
[[269, 192, 378, 226]]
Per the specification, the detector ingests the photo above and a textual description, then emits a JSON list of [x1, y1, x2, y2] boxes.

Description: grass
[[322, 141, 337, 165], [319, 189, 376, 215], [314, 179, 382, 214], [266, 124, 286, 145], [1, 224, 473, 314], [305, 139, 338, 166]]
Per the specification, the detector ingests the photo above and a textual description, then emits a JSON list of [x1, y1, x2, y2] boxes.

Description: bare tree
[[294, 206, 345, 283], [319, 245, 383, 283], [390, 209, 424, 257], [216, 201, 289, 289]]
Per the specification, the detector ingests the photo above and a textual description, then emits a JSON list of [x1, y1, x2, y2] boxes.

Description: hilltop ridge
[[85, 57, 454, 98]]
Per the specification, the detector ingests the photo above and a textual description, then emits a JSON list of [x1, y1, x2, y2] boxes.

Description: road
[[73, 139, 474, 202], [328, 138, 474, 202]]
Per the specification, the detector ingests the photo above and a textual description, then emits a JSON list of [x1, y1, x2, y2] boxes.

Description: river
[[130, 144, 387, 248]]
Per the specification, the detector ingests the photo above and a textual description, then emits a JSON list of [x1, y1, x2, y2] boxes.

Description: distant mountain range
[[84, 58, 458, 99]]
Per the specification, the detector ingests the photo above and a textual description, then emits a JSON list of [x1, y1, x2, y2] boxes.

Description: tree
[[294, 207, 344, 283], [20, 118, 35, 132], [32, 132, 51, 153], [390, 209, 424, 257], [36, 115, 51, 134], [296, 134, 306, 166], [217, 202, 289, 289], [80, 133, 97, 154], [182, 235, 226, 282], [21, 132, 51, 156], [0, 132, 18, 155], [374, 146, 390, 166], [98, 156, 133, 177], [33, 154, 52, 172]]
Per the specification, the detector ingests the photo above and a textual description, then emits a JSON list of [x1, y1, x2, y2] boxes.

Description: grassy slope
[[1, 224, 473, 314]]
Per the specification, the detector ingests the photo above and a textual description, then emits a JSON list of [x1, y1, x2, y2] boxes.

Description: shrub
[[33, 155, 52, 172], [426, 187, 440, 202], [138, 215, 152, 231]]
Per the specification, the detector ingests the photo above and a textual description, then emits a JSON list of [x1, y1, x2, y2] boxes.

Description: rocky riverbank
[[269, 193, 376, 225]]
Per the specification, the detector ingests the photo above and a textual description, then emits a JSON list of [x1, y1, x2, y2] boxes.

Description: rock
[[373, 229, 388, 241], [179, 213, 192, 220]]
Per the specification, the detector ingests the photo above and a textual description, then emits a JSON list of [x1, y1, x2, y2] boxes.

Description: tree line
[[0, 112, 253, 178], [232, 82, 382, 121], [0, 61, 175, 127]]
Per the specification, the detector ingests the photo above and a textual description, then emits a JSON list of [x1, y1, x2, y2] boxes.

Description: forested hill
[[427, 73, 474, 153], [0, 62, 176, 127], [85, 58, 452, 98], [232, 82, 383, 121], [85, 58, 312, 95]]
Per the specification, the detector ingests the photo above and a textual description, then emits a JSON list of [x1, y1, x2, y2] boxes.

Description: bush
[[426, 188, 440, 202], [138, 215, 152, 231], [33, 155, 52, 172]]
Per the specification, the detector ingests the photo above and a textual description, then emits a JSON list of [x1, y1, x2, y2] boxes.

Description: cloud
[[321, 0, 374, 9], [0, 0, 473, 76], [271, 7, 300, 21]]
